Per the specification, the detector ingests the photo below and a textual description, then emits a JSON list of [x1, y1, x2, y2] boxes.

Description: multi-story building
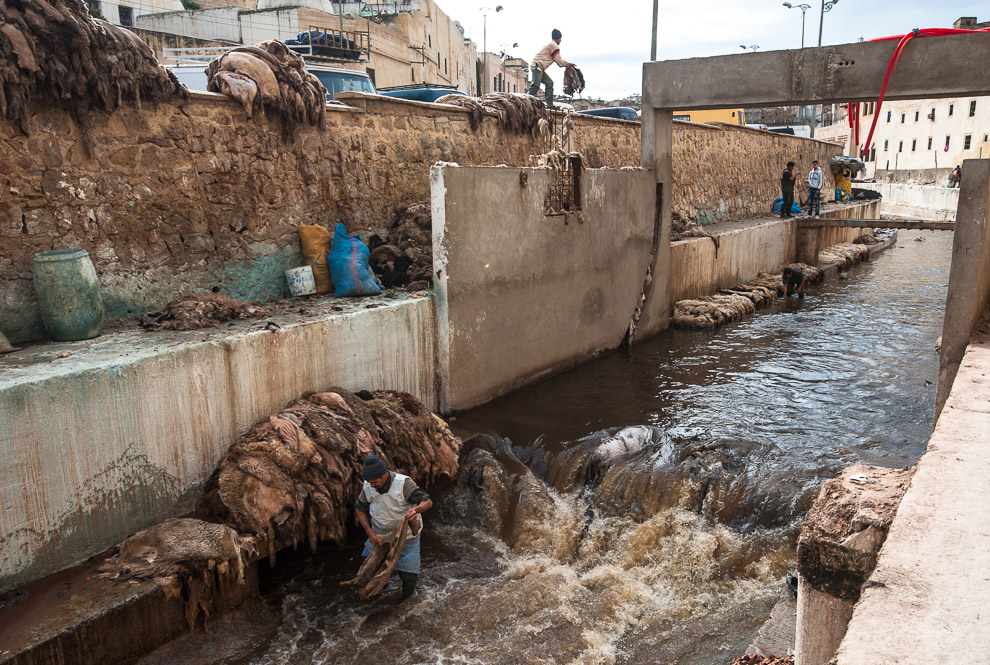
[[816, 16, 990, 180], [478, 52, 528, 95]]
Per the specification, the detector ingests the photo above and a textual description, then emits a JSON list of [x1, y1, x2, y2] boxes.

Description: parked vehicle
[[379, 88, 465, 103], [576, 107, 638, 121], [166, 64, 376, 101]]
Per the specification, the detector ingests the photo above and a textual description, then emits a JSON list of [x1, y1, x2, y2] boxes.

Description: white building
[[85, 0, 184, 28]]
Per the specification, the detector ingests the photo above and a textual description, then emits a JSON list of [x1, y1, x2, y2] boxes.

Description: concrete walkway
[[835, 331, 990, 663]]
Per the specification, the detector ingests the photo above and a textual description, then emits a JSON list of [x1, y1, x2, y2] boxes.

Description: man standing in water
[[528, 29, 575, 106], [782, 265, 807, 298], [355, 455, 432, 600]]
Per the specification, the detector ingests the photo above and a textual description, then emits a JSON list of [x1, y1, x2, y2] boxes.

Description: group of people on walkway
[[780, 159, 826, 219]]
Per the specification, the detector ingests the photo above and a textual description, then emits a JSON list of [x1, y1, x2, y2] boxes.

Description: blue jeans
[[807, 187, 821, 215]]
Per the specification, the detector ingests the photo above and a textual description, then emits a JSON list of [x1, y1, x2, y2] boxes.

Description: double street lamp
[[782, 3, 811, 49], [739, 45, 760, 52]]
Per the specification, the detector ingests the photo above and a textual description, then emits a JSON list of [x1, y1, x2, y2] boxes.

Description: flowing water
[[227, 231, 951, 665]]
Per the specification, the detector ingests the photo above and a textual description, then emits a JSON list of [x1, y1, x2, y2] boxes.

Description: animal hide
[[0, 0, 186, 134], [435, 92, 549, 137], [138, 292, 269, 331], [206, 40, 327, 137], [563, 66, 585, 96], [341, 516, 421, 599], [369, 200, 433, 291]]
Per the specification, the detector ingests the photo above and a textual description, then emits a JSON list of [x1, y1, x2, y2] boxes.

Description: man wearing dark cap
[[355, 454, 432, 600], [528, 29, 575, 106], [780, 160, 798, 218], [782, 265, 807, 298]]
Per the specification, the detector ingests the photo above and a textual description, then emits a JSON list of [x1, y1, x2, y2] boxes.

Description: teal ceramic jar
[[33, 249, 104, 341]]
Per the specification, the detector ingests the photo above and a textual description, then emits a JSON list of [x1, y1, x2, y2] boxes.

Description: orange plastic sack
[[299, 224, 332, 294]]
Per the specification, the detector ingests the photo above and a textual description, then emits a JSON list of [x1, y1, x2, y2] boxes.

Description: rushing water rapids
[[210, 231, 951, 665]]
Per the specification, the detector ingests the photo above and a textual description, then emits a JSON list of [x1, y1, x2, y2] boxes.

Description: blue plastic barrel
[[33, 249, 104, 341]]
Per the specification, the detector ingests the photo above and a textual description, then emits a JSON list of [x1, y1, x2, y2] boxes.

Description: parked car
[[576, 107, 639, 121], [379, 88, 465, 103], [167, 63, 376, 102]]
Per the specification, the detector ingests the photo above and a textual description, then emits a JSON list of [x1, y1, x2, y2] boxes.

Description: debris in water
[[197, 388, 460, 564], [563, 66, 585, 96], [369, 200, 433, 291], [138, 293, 269, 331], [435, 92, 550, 137], [0, 0, 186, 134], [341, 516, 421, 599]]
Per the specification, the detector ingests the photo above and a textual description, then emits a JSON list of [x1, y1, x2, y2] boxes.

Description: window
[[971, 100, 977, 117], [117, 4, 133, 26], [949, 103, 954, 116], [870, 146, 876, 161], [945, 135, 951, 150], [912, 139, 917, 151], [964, 135, 972, 150], [901, 113, 905, 123], [928, 137, 933, 150], [930, 107, 935, 120], [898, 140, 903, 152], [411, 67, 415, 82], [887, 111, 891, 123], [444, 57, 447, 74], [884, 139, 889, 152], [428, 34, 432, 47], [914, 111, 919, 121], [365, 68, 375, 85]]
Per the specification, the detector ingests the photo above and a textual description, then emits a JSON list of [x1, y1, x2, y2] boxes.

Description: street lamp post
[[480, 5, 503, 95], [810, 0, 838, 137], [651, 0, 659, 60], [782, 2, 811, 49], [499, 42, 518, 93]]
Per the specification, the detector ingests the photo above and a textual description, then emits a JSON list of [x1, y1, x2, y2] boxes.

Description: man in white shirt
[[807, 160, 825, 218], [528, 29, 573, 106]]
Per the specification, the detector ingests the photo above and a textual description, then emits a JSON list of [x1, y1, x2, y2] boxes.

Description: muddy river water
[[221, 231, 950, 665]]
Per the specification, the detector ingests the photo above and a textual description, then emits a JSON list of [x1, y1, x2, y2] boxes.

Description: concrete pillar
[[795, 465, 912, 665], [796, 226, 821, 266], [936, 159, 990, 422]]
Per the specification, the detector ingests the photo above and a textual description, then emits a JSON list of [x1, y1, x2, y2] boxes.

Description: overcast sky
[[437, 0, 988, 99]]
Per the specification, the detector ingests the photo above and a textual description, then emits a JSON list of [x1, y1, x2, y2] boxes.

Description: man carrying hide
[[355, 455, 432, 600]]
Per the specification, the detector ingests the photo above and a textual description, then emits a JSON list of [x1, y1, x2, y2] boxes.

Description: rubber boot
[[398, 571, 418, 600]]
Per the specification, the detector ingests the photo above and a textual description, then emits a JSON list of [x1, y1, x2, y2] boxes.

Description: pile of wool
[[196, 388, 460, 564], [562, 65, 585, 96], [206, 40, 327, 133], [0, 0, 185, 133], [730, 656, 793, 665], [138, 293, 269, 331], [369, 200, 433, 291], [853, 232, 879, 245], [435, 92, 549, 137], [672, 292, 756, 330], [100, 518, 256, 628], [819, 242, 870, 270]]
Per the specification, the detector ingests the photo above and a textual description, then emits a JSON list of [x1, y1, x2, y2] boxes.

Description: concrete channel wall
[[856, 183, 959, 220], [670, 200, 880, 303], [432, 165, 656, 413], [0, 296, 436, 592]]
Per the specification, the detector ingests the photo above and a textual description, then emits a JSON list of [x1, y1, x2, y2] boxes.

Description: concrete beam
[[643, 32, 990, 110], [797, 218, 955, 230]]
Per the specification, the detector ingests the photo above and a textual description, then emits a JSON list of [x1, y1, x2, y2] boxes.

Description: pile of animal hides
[[197, 388, 460, 564], [563, 65, 585, 96], [672, 264, 823, 330], [435, 92, 549, 137], [101, 518, 255, 628], [341, 515, 420, 599], [0, 0, 185, 133], [730, 656, 794, 665], [853, 232, 879, 245], [671, 216, 721, 253], [369, 200, 433, 291], [102, 388, 460, 615], [138, 293, 269, 331], [818, 242, 870, 269], [206, 40, 328, 132]]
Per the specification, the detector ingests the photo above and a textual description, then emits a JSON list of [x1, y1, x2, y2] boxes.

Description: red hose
[[855, 27, 990, 158]]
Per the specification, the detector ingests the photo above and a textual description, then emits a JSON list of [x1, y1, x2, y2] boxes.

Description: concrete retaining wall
[[670, 200, 880, 303], [0, 296, 436, 592], [432, 165, 656, 413], [856, 183, 959, 220]]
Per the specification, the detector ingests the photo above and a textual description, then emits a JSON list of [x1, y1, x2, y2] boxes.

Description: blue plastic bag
[[772, 198, 802, 214], [328, 223, 383, 297]]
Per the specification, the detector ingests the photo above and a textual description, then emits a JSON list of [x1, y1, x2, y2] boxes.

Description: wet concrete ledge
[[833, 333, 990, 664], [0, 293, 436, 592]]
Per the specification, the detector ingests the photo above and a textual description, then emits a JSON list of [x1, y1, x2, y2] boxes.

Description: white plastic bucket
[[285, 265, 317, 296]]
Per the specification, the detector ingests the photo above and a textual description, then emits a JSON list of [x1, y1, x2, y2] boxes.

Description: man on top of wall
[[528, 29, 575, 107], [780, 161, 799, 218], [807, 160, 824, 218]]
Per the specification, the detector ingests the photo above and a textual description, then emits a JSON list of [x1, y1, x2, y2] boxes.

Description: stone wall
[[1, 93, 840, 343]]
